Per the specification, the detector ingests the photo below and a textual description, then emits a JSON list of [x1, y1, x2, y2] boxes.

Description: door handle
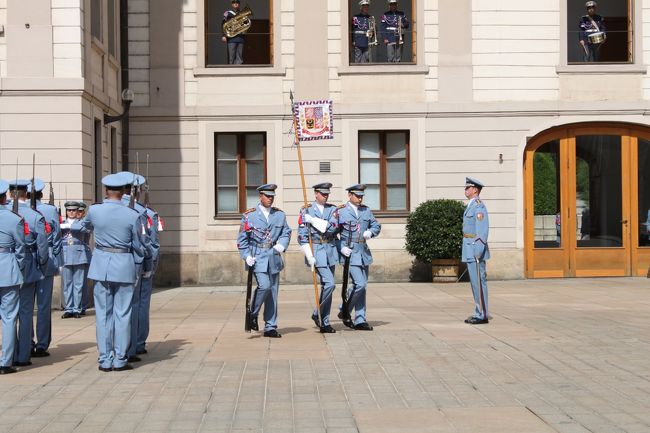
[[621, 219, 628, 224]]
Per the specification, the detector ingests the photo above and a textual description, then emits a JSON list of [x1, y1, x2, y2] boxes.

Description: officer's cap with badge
[[102, 173, 129, 190], [257, 183, 277, 196], [0, 180, 10, 196], [64, 201, 80, 211], [313, 182, 332, 194], [346, 184, 366, 196], [465, 177, 485, 191], [585, 1, 597, 7], [388, 0, 397, 3], [115, 171, 144, 187], [26, 178, 46, 194], [78, 202, 87, 210], [359, 0, 370, 6], [10, 179, 31, 190]]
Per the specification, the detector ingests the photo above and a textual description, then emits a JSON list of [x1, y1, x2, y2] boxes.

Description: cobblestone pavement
[[1, 278, 650, 433]]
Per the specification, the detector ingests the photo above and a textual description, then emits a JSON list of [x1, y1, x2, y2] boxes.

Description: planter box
[[431, 259, 461, 282]]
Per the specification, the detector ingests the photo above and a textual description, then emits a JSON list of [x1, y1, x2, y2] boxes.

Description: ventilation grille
[[319, 161, 331, 173]]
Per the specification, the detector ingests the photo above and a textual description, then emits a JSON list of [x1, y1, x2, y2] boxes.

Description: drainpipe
[[120, 0, 130, 170]]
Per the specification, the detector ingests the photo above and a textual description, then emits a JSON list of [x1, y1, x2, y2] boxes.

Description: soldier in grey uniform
[[0, 180, 27, 374], [73, 172, 150, 371], [75, 202, 92, 314], [60, 201, 89, 318], [10, 179, 49, 367], [27, 179, 62, 357], [137, 196, 161, 355], [462, 177, 490, 325], [237, 184, 291, 338], [336, 184, 381, 330], [298, 182, 340, 333]]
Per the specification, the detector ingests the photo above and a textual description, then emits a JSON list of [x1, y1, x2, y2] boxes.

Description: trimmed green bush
[[405, 199, 465, 262]]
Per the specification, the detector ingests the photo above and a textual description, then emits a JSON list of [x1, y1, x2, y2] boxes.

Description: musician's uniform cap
[[257, 183, 278, 196], [388, 0, 398, 3], [586, 1, 597, 7], [232, 0, 240, 3], [313, 182, 333, 194], [0, 180, 10, 195], [10, 179, 30, 190], [64, 201, 80, 210], [27, 178, 45, 194], [359, 0, 370, 5], [346, 184, 367, 196], [465, 177, 485, 189], [77, 202, 87, 210], [102, 173, 129, 188]]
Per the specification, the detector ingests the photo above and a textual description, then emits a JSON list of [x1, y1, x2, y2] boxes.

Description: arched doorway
[[524, 123, 650, 278]]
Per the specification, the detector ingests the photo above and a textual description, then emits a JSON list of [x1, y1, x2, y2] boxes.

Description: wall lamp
[[104, 88, 135, 124]]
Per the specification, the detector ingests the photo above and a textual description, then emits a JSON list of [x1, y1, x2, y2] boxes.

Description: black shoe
[[13, 361, 32, 367], [353, 322, 373, 331], [113, 364, 133, 371], [465, 317, 489, 325], [31, 348, 50, 358], [0, 366, 17, 375], [61, 312, 73, 319], [263, 329, 282, 338], [250, 316, 259, 331], [73, 313, 82, 319], [98, 366, 112, 372], [319, 325, 336, 334], [80, 310, 86, 316], [127, 356, 141, 363], [311, 313, 320, 328], [338, 311, 354, 328], [136, 349, 148, 355]]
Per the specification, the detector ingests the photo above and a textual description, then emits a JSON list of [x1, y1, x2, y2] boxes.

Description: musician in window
[[222, 0, 245, 65], [579, 1, 606, 63], [352, 0, 373, 63], [381, 0, 409, 63]]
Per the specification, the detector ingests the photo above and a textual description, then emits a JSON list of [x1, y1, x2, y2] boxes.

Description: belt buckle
[[68, 238, 74, 246]]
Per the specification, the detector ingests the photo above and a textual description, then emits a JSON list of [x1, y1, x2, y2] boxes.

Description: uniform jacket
[[36, 200, 62, 275], [74, 199, 148, 283], [223, 9, 246, 43], [336, 202, 381, 266], [462, 197, 490, 263], [144, 206, 161, 270], [237, 205, 292, 275], [62, 218, 92, 265], [352, 13, 372, 48], [17, 202, 50, 283], [297, 202, 340, 268], [121, 195, 154, 272], [0, 207, 27, 287], [381, 10, 409, 44], [579, 14, 606, 44]]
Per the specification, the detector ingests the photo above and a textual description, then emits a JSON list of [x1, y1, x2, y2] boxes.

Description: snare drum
[[588, 32, 606, 44]]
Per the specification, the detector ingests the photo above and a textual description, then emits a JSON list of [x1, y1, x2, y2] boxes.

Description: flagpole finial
[[289, 89, 294, 102]]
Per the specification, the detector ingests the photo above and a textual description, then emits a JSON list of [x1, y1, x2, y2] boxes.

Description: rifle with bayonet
[[340, 220, 353, 326], [128, 173, 137, 209], [244, 230, 256, 332], [30, 154, 36, 210], [49, 160, 55, 206], [144, 154, 151, 208], [12, 157, 19, 213]]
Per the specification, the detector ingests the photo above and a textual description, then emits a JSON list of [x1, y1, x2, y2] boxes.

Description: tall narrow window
[[533, 140, 561, 248], [348, 0, 415, 64], [215, 132, 267, 216], [94, 119, 103, 202], [108, 0, 116, 55], [567, 0, 632, 63], [358, 130, 409, 212], [205, 0, 272, 66], [92, 0, 103, 42]]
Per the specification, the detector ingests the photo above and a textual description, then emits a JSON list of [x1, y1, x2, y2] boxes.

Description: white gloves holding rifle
[[246, 256, 256, 267], [300, 244, 316, 271], [303, 213, 328, 233], [341, 246, 352, 257]]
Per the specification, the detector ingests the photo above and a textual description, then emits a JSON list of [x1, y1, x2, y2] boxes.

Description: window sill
[[375, 211, 409, 222], [194, 66, 286, 77], [338, 64, 429, 76], [556, 64, 647, 75], [213, 214, 243, 222]]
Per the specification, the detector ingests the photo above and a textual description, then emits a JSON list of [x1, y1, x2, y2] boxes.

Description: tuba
[[367, 16, 378, 46], [223, 5, 253, 38]]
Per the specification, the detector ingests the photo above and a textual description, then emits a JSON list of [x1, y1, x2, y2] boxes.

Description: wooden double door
[[525, 124, 650, 278]]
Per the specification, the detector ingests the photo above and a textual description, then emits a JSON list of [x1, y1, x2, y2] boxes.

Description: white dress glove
[[246, 256, 256, 266], [60, 223, 71, 230], [363, 230, 373, 240], [273, 244, 285, 253], [300, 244, 316, 270], [303, 214, 313, 224], [142, 271, 152, 279], [341, 246, 352, 257]]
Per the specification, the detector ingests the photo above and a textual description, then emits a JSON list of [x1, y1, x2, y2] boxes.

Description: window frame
[[91, 0, 103, 43], [558, 0, 644, 73], [203, 0, 275, 68], [357, 129, 410, 214], [214, 132, 268, 218]]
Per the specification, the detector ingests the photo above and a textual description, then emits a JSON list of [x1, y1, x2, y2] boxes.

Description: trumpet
[[398, 16, 404, 45], [367, 16, 378, 47], [222, 5, 252, 38]]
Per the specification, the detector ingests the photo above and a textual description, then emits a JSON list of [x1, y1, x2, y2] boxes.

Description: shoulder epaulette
[[244, 207, 256, 214], [337, 204, 346, 209], [271, 206, 282, 212], [300, 203, 312, 209], [475, 199, 482, 205], [324, 202, 334, 207]]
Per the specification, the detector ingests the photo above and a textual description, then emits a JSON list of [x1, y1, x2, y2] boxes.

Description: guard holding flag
[[237, 184, 291, 338], [462, 177, 490, 325], [298, 182, 340, 333]]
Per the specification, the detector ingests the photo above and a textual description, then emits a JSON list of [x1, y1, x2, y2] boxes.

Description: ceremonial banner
[[293, 99, 333, 141]]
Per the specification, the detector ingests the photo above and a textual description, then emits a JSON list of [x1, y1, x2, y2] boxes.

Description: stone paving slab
[[1, 278, 650, 432]]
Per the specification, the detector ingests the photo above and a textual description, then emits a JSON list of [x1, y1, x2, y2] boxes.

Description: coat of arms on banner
[[293, 100, 333, 141]]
